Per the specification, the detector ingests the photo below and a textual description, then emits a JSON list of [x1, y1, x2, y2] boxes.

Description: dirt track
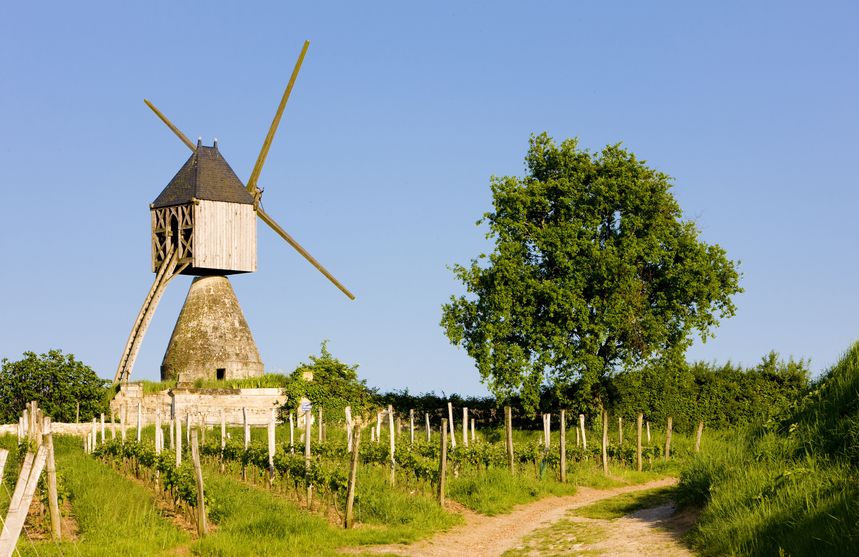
[[352, 477, 690, 557]]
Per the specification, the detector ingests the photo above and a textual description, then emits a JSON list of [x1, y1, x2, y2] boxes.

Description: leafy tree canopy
[[0, 349, 108, 422], [442, 133, 742, 412], [280, 341, 376, 420]]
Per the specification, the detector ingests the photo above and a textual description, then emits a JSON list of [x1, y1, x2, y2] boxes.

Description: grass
[[572, 486, 677, 519], [193, 464, 460, 556], [502, 518, 606, 557], [8, 435, 189, 556], [676, 340, 859, 556], [448, 467, 576, 515], [134, 374, 291, 395]]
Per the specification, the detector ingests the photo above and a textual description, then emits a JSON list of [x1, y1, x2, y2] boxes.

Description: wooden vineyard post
[[169, 418, 175, 450], [155, 411, 162, 455], [345, 406, 353, 453], [601, 410, 609, 476], [43, 420, 61, 541], [471, 418, 476, 443], [559, 409, 567, 483], [137, 401, 143, 443], [186, 413, 191, 445], [447, 402, 456, 449], [542, 413, 551, 448], [425, 413, 431, 443], [91, 418, 97, 450], [221, 409, 227, 451], [344, 424, 361, 529], [388, 405, 396, 485], [289, 413, 295, 453], [100, 413, 105, 444], [576, 425, 580, 447], [176, 416, 183, 466], [505, 406, 514, 473], [409, 409, 415, 445], [111, 409, 116, 440], [438, 418, 448, 506], [190, 430, 208, 537], [462, 407, 468, 447], [695, 420, 705, 453], [636, 413, 643, 472], [375, 412, 382, 444], [618, 416, 623, 446], [318, 407, 324, 443], [268, 408, 276, 486], [646, 420, 651, 442], [0, 445, 48, 557], [664, 416, 673, 461], [121, 402, 127, 443], [579, 414, 587, 451], [304, 409, 312, 506]]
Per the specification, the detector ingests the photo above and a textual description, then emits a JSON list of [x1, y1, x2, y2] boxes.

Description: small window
[[216, 368, 226, 380]]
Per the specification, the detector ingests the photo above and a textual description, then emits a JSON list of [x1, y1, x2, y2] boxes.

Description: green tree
[[0, 350, 108, 422], [280, 341, 376, 421], [441, 133, 742, 412]]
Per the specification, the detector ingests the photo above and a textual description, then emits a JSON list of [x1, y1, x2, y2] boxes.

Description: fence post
[[345, 406, 353, 453], [462, 407, 469, 447], [425, 413, 431, 443], [137, 401, 143, 443], [471, 418, 476, 443], [190, 430, 207, 537], [438, 418, 448, 506], [665, 416, 673, 461], [559, 409, 567, 483], [618, 416, 623, 446], [289, 412, 295, 453], [304, 409, 312, 506], [344, 424, 361, 529], [601, 409, 609, 476], [579, 414, 587, 451], [42, 420, 61, 541], [409, 409, 415, 446], [318, 407, 324, 443], [636, 413, 643, 472], [505, 406, 514, 473], [388, 405, 396, 485], [695, 420, 705, 452], [447, 402, 456, 449]]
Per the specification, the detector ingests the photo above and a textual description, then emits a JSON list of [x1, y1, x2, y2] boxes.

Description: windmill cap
[[151, 144, 254, 208]]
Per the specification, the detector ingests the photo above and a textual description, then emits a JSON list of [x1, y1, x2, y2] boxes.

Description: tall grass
[[677, 341, 859, 556]]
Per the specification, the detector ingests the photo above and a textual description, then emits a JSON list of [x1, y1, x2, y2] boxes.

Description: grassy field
[[676, 342, 859, 556], [0, 415, 697, 556]]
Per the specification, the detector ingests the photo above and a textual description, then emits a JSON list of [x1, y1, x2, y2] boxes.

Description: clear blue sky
[[1, 1, 857, 395]]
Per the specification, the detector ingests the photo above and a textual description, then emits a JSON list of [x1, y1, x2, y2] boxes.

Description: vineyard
[[0, 408, 694, 556]]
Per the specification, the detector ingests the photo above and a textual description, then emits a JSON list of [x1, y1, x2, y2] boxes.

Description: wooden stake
[[425, 413, 431, 443], [695, 420, 704, 452], [559, 409, 567, 483], [155, 411, 162, 455], [289, 412, 295, 453], [646, 420, 651, 442], [447, 402, 456, 449], [176, 416, 183, 467], [388, 405, 396, 485], [471, 418, 476, 442], [137, 401, 142, 443], [505, 406, 514, 473], [576, 425, 580, 447], [636, 413, 643, 472], [438, 418, 448, 506], [121, 402, 127, 443], [618, 416, 623, 446], [318, 407, 324, 443], [100, 413, 105, 444], [42, 422, 61, 541], [375, 412, 382, 444], [409, 409, 415, 445], [190, 430, 207, 536], [304, 409, 312, 506], [579, 414, 587, 451], [664, 416, 673, 461], [601, 410, 609, 475], [345, 406, 353, 452], [0, 447, 48, 557], [344, 424, 361, 528], [543, 413, 551, 448], [462, 407, 468, 447], [243, 408, 250, 450]]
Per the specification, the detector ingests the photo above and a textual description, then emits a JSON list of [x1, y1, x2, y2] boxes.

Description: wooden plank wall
[[193, 201, 256, 272]]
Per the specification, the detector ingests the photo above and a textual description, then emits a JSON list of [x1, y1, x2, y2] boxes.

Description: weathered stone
[[161, 276, 263, 381]]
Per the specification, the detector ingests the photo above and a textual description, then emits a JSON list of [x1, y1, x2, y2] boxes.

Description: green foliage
[[572, 486, 677, 519], [442, 133, 742, 411], [0, 350, 108, 422], [606, 351, 810, 432], [677, 341, 859, 556], [280, 341, 376, 421]]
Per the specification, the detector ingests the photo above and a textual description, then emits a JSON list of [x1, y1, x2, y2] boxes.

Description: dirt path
[[353, 477, 685, 557]]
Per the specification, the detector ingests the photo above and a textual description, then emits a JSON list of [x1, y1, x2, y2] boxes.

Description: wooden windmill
[[114, 40, 354, 385]]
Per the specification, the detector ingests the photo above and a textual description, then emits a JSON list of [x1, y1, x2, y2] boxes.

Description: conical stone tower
[[160, 276, 264, 382]]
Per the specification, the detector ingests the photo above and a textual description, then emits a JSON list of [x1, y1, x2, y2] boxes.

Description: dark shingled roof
[[152, 144, 254, 208]]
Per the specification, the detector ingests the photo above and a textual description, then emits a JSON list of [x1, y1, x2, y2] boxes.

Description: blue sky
[[1, 1, 857, 395]]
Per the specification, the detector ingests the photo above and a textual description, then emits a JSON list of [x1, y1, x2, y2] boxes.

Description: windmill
[[114, 40, 354, 385]]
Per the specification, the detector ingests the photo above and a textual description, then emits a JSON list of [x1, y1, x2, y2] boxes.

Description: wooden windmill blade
[[256, 207, 355, 300]]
